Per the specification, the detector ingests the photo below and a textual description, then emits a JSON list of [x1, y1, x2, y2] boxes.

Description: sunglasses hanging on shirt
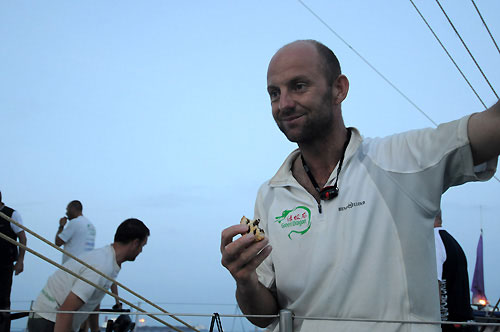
[[301, 128, 351, 201]]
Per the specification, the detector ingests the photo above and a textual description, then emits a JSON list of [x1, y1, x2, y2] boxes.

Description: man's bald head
[[273, 40, 342, 87], [66, 200, 83, 219]]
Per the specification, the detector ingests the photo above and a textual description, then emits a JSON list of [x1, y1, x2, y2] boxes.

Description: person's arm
[[221, 224, 278, 327], [13, 231, 26, 275], [111, 283, 121, 309], [55, 291, 85, 332], [468, 100, 500, 165], [55, 217, 67, 247], [88, 304, 100, 332]]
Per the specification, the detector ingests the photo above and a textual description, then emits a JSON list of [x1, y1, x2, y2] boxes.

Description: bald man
[[221, 40, 499, 332]]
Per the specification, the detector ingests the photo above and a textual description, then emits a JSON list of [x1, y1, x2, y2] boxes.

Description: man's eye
[[269, 90, 280, 101], [295, 83, 306, 90]]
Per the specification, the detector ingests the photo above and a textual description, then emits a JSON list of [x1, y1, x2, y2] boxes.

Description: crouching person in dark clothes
[[28, 218, 149, 332]]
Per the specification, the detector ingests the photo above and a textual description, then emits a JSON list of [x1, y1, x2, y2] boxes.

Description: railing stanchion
[[279, 309, 293, 332], [134, 302, 141, 331]]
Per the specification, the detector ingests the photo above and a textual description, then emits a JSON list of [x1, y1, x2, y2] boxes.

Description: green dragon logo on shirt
[[275, 206, 311, 240]]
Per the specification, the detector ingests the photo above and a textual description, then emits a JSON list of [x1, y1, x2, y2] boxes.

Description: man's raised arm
[[468, 100, 500, 165]]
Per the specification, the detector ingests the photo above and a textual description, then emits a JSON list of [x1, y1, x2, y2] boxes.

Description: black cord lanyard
[[301, 128, 352, 201]]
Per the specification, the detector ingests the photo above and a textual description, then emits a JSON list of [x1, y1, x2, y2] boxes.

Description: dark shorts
[[0, 264, 13, 332], [27, 316, 56, 332]]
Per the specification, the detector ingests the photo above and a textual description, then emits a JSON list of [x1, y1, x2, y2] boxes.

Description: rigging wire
[[0, 230, 188, 332], [409, 0, 499, 183], [470, 0, 500, 55], [0, 211, 199, 332], [409, 0, 487, 109], [297, 0, 438, 127], [435, 0, 499, 99]]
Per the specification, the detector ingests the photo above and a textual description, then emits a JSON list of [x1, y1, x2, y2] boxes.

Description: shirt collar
[[269, 127, 362, 187]]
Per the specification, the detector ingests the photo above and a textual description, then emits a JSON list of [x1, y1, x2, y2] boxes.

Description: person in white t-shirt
[[220, 40, 499, 332], [29, 218, 150, 332], [55, 200, 96, 264]]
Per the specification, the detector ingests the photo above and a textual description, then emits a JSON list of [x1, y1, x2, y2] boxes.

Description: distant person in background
[[434, 211, 477, 332], [0, 190, 27, 332], [56, 200, 97, 331], [55, 200, 96, 264], [29, 218, 150, 332]]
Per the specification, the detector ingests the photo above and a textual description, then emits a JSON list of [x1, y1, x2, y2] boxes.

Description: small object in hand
[[240, 216, 265, 241]]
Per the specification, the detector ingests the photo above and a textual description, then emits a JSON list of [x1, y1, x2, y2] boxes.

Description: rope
[[3, 309, 499, 327], [470, 0, 500, 55], [0, 211, 199, 332], [408, 0, 487, 109], [435, 0, 499, 99], [296, 0, 438, 127]]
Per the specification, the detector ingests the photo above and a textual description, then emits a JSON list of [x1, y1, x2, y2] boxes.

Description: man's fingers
[[223, 234, 268, 261], [222, 236, 269, 274], [244, 245, 272, 271], [220, 224, 250, 252], [230, 244, 272, 282]]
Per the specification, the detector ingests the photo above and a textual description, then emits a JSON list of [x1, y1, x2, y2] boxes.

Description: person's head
[[114, 218, 150, 262], [299, 39, 342, 87], [434, 210, 442, 228], [267, 40, 349, 144], [66, 200, 83, 219]]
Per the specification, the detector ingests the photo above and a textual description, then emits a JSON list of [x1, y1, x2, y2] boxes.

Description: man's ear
[[332, 75, 349, 105]]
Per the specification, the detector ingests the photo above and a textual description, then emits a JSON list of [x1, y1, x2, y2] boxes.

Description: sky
[[1, 0, 499, 330]]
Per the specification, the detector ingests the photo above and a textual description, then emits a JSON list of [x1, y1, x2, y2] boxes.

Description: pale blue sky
[[2, 1, 499, 330]]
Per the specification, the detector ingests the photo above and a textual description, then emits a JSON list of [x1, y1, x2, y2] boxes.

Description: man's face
[[66, 205, 76, 219], [267, 42, 335, 143], [128, 237, 148, 261]]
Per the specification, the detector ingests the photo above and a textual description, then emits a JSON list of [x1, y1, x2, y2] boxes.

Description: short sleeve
[[10, 210, 24, 234], [58, 221, 76, 242], [71, 266, 108, 303], [363, 115, 497, 215]]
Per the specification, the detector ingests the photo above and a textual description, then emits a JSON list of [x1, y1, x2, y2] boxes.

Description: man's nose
[[279, 90, 295, 111]]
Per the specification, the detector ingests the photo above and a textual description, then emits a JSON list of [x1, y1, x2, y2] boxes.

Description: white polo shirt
[[255, 115, 496, 332]]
